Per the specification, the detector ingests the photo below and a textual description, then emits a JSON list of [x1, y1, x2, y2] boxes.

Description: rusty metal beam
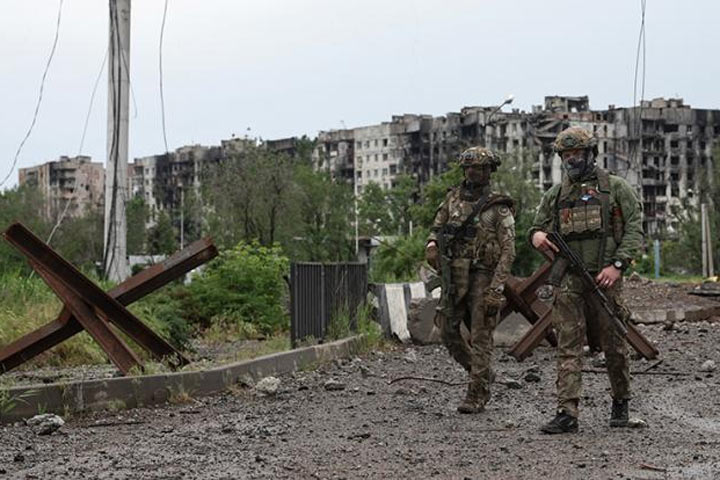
[[33, 262, 142, 375], [509, 302, 659, 361], [501, 262, 552, 319], [0, 313, 82, 374], [499, 262, 557, 347], [626, 323, 659, 359], [110, 238, 218, 304], [508, 308, 553, 361], [0, 238, 216, 373], [2, 223, 190, 368]]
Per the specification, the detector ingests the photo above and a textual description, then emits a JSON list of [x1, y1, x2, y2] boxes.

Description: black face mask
[[562, 151, 592, 182]]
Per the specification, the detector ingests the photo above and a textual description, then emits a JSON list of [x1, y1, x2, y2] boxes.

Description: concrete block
[[634, 310, 667, 324], [384, 284, 412, 343], [493, 313, 533, 347], [407, 298, 442, 345]]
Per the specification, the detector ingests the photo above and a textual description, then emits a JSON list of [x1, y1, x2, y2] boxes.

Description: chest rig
[[444, 188, 511, 267], [553, 169, 622, 271]]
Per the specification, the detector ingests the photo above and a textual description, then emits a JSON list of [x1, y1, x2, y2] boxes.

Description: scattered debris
[[26, 413, 65, 435], [627, 418, 648, 429], [498, 378, 523, 389], [699, 360, 716, 372], [524, 372, 541, 383], [591, 352, 607, 368], [323, 379, 346, 391], [388, 376, 466, 386], [255, 376, 281, 396], [403, 350, 418, 364], [639, 463, 667, 472]]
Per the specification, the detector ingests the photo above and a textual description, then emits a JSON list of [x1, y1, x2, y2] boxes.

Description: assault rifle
[[547, 231, 628, 337]]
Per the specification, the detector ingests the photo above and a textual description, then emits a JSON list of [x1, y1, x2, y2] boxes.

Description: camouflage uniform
[[427, 147, 516, 410], [529, 127, 644, 419]]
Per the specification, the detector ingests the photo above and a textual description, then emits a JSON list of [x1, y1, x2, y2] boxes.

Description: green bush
[[185, 241, 290, 334], [369, 228, 427, 283]]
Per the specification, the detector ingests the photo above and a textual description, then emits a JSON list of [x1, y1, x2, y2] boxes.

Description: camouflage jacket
[[528, 167, 644, 272], [428, 183, 516, 291]]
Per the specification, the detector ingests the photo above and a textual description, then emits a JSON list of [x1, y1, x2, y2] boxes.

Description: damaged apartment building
[[128, 136, 302, 227], [18, 155, 105, 220], [313, 95, 720, 235]]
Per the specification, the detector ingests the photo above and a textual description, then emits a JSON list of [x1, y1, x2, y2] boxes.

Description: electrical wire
[[1, 0, 65, 189], [628, 0, 647, 178], [159, 0, 170, 153], [78, 47, 108, 156]]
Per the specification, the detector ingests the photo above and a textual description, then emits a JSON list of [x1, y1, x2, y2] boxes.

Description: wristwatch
[[612, 259, 626, 271]]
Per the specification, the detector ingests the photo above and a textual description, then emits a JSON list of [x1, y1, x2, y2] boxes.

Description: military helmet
[[458, 146, 500, 171], [553, 126, 597, 153]]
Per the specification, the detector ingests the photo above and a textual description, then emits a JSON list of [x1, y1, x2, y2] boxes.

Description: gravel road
[[2, 318, 720, 479]]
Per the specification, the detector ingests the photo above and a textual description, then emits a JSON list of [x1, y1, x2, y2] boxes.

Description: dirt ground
[[2, 312, 720, 479]]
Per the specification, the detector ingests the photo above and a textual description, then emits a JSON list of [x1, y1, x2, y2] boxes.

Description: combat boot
[[457, 383, 485, 414], [540, 409, 578, 434], [609, 399, 629, 427]]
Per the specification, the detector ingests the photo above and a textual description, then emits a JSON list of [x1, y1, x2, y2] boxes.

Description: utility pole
[[103, 0, 131, 282]]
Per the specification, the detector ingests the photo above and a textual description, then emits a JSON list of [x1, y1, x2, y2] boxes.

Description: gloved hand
[[425, 241, 439, 269], [484, 287, 505, 317]]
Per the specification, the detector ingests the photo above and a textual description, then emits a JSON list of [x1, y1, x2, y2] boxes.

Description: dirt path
[[2, 320, 720, 479]]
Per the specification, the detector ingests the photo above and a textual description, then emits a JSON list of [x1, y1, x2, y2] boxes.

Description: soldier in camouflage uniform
[[425, 147, 516, 414], [529, 126, 644, 433]]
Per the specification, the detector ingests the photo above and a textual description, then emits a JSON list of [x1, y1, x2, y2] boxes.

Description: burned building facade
[[18, 155, 105, 220], [315, 96, 720, 236]]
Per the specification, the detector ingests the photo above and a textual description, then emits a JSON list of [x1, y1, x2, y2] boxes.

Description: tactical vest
[[553, 169, 623, 272], [445, 191, 513, 269]]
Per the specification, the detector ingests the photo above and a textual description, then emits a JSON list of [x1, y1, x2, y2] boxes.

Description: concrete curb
[[0, 335, 365, 423]]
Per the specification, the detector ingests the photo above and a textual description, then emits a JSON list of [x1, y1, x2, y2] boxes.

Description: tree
[[289, 165, 355, 262], [203, 142, 295, 248], [358, 182, 393, 236], [493, 150, 544, 276], [147, 210, 177, 255], [50, 206, 104, 272], [0, 185, 49, 274], [126, 196, 148, 254]]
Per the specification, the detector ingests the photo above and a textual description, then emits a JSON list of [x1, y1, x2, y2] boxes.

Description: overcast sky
[[2, 0, 719, 189]]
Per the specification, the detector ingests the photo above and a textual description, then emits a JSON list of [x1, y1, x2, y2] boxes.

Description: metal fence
[[290, 262, 368, 347]]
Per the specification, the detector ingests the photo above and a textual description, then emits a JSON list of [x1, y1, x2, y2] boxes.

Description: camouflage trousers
[[551, 273, 631, 417], [436, 268, 497, 405]]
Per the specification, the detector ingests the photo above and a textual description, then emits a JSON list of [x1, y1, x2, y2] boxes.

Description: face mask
[[562, 152, 589, 181], [464, 166, 491, 186]]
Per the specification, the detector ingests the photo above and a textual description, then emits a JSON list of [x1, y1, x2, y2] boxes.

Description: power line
[[1, 0, 65, 189], [628, 0, 647, 178], [78, 47, 109, 156], [159, 0, 170, 153]]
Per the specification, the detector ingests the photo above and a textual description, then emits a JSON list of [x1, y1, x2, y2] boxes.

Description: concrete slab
[[493, 313, 533, 348], [407, 298, 442, 345], [385, 284, 412, 343]]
